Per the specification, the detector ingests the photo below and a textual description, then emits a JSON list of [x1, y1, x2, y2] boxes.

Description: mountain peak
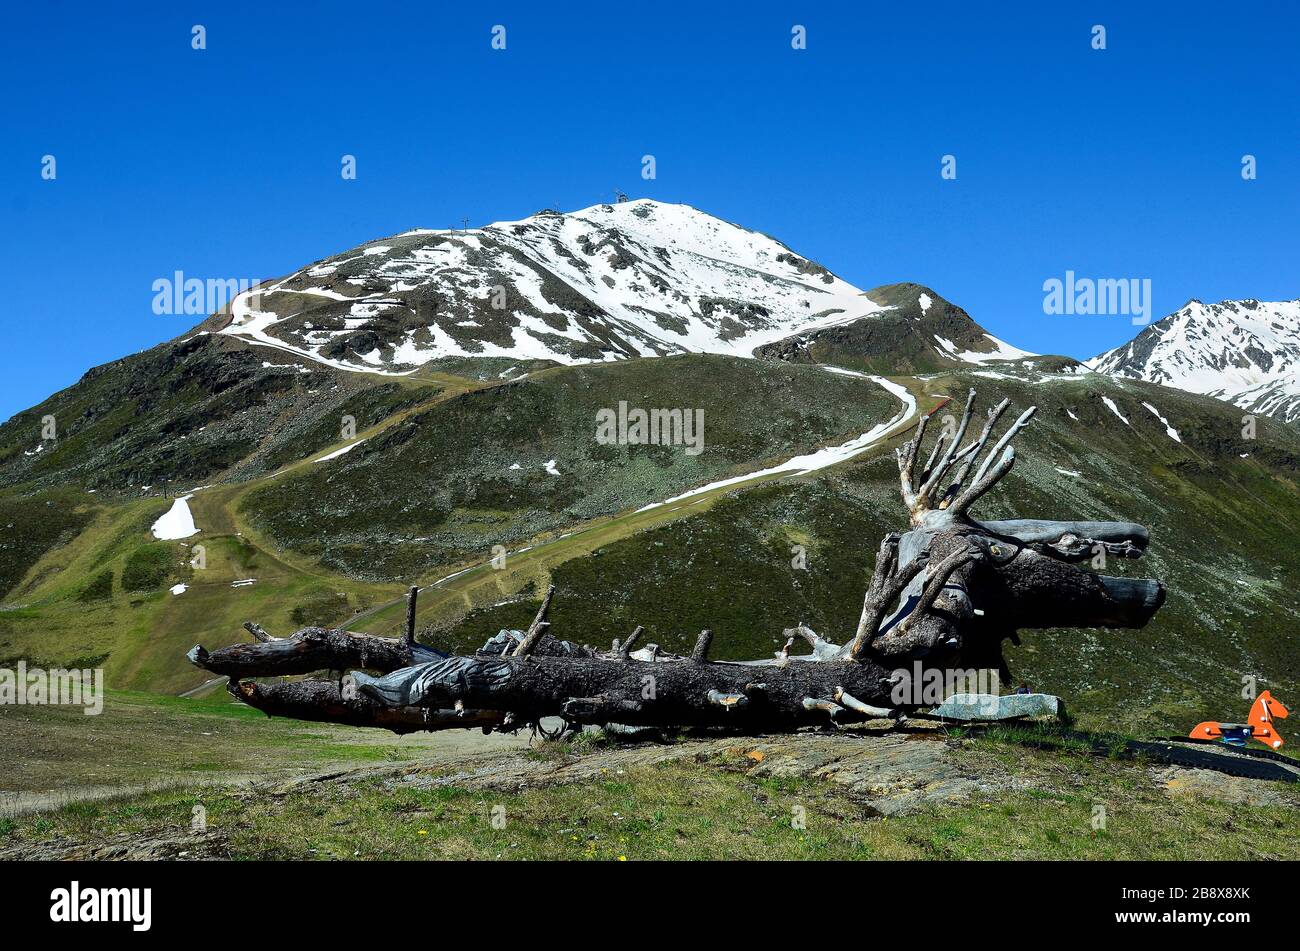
[[216, 201, 884, 374], [212, 202, 1039, 380], [1088, 297, 1300, 421]]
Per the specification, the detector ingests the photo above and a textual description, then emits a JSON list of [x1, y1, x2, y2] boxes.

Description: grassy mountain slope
[[1, 262, 1297, 745], [0, 485, 399, 692], [6, 720, 1297, 859], [4, 351, 1298, 732], [239, 355, 897, 580], [0, 333, 434, 494], [0, 332, 441, 601], [0, 354, 900, 692]]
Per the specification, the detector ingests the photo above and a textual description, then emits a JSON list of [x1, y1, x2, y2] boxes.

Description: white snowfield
[[1141, 402, 1182, 442], [1089, 298, 1300, 422], [220, 199, 1032, 376], [150, 495, 199, 540], [315, 440, 366, 463], [932, 334, 1035, 365], [1101, 396, 1130, 425]]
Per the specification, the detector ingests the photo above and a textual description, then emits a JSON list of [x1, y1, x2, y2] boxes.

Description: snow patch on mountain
[[316, 440, 367, 463], [933, 333, 1036, 365], [1101, 397, 1130, 425], [1141, 402, 1182, 442], [958, 335, 1037, 364], [151, 496, 199, 540]]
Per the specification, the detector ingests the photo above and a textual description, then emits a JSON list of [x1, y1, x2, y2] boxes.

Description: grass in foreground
[[5, 735, 1298, 860]]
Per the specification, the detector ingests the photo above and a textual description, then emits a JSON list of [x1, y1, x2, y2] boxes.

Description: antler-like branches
[[939, 398, 1009, 507], [947, 406, 1036, 517], [846, 534, 928, 660], [895, 390, 1036, 524], [917, 389, 976, 501]]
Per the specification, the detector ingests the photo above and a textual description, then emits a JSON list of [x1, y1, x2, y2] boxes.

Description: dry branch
[[513, 584, 556, 656]]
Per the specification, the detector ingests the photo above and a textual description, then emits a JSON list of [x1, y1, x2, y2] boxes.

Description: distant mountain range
[[3, 199, 1296, 499], [1088, 298, 1300, 423], [210, 197, 1300, 423]]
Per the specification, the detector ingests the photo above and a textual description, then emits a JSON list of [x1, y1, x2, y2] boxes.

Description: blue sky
[[2, 1, 1297, 420]]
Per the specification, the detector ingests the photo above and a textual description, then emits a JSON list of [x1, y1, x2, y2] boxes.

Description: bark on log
[[980, 548, 1166, 628], [351, 651, 902, 729], [976, 518, 1149, 555], [229, 678, 506, 734], [187, 626, 444, 679], [188, 626, 596, 680]]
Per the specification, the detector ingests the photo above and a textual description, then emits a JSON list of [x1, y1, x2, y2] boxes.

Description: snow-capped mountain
[[1087, 299, 1300, 422], [217, 200, 881, 372], [214, 200, 1031, 374]]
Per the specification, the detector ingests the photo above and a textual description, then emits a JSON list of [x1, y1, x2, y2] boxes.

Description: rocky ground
[[6, 725, 1297, 861]]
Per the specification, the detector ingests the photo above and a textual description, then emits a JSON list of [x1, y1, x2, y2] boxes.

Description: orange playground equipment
[[1190, 690, 1289, 750]]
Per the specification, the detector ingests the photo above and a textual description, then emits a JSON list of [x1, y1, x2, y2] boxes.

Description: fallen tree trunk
[[350, 631, 902, 729], [188, 622, 595, 680], [188, 388, 1167, 738]]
